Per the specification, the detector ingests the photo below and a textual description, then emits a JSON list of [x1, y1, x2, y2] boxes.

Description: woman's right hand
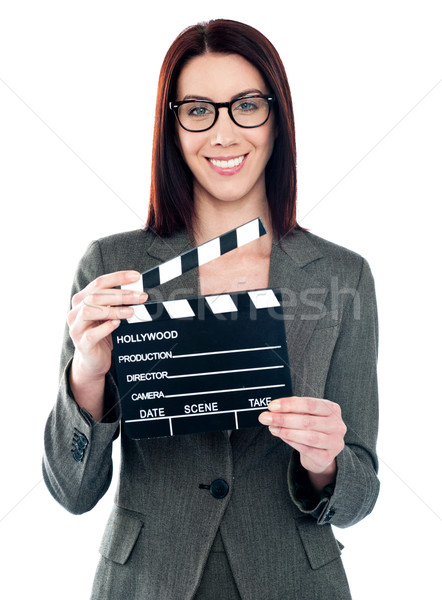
[[67, 270, 148, 420]]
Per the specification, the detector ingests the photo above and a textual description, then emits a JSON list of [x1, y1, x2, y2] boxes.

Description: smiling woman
[[174, 53, 277, 239], [148, 19, 299, 238], [42, 18, 380, 600]]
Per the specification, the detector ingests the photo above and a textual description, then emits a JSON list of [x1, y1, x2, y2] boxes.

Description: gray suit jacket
[[43, 228, 379, 599]]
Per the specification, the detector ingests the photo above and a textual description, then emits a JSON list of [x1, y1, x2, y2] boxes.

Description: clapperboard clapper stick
[[121, 217, 267, 299], [112, 217, 293, 439]]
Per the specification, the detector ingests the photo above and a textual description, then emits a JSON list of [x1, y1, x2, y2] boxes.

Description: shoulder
[[75, 229, 151, 274], [282, 229, 373, 288], [79, 227, 192, 277], [83, 228, 168, 274], [95, 227, 157, 253], [292, 229, 366, 267]]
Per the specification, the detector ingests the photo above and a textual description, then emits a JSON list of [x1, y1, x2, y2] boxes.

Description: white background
[[1, 1, 441, 598]]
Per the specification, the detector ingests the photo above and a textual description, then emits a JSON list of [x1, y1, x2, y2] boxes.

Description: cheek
[[255, 130, 276, 163], [265, 117, 278, 156], [176, 130, 204, 166], [251, 119, 277, 159]]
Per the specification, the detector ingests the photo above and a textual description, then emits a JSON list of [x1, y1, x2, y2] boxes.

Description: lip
[[205, 154, 248, 176]]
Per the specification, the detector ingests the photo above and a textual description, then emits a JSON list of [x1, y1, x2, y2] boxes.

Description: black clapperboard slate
[[112, 218, 292, 439]]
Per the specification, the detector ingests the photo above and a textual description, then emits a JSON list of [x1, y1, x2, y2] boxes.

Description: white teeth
[[209, 155, 245, 168]]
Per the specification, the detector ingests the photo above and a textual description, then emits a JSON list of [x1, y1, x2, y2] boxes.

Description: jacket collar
[[273, 229, 324, 268], [145, 227, 193, 263], [145, 226, 324, 266], [144, 228, 199, 301]]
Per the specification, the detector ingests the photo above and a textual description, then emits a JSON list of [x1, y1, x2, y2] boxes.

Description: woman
[[43, 19, 379, 600]]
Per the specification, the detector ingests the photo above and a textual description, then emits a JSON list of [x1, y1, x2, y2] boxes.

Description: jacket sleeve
[[288, 258, 380, 528], [42, 241, 121, 515]]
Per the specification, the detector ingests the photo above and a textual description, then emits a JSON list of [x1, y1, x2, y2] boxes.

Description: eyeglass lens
[[177, 97, 271, 131]]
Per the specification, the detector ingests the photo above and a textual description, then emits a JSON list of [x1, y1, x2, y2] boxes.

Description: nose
[[210, 107, 238, 147]]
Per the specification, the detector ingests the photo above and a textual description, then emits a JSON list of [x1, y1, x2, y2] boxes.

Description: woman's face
[[175, 53, 277, 210]]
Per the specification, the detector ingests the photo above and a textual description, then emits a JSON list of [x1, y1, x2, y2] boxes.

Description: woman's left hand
[[258, 396, 347, 479]]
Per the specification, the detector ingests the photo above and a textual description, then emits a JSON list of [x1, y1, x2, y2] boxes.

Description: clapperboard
[[112, 218, 293, 439]]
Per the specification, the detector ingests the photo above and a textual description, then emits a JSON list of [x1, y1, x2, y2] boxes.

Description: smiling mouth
[[208, 155, 246, 169]]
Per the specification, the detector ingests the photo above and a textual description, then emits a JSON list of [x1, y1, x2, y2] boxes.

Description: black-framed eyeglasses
[[169, 94, 276, 132]]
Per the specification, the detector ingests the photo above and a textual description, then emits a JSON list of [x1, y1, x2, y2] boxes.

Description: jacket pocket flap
[[99, 508, 144, 565], [296, 517, 342, 570]]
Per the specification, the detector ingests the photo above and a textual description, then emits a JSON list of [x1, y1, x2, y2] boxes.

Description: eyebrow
[[181, 88, 267, 102]]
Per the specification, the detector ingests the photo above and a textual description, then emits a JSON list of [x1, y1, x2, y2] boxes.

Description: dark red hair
[[147, 19, 301, 237]]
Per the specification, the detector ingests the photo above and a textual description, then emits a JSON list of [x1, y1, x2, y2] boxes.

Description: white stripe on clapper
[[197, 237, 221, 265], [248, 289, 280, 309], [127, 304, 152, 323], [205, 294, 238, 314], [159, 256, 183, 285], [163, 299, 195, 319], [236, 219, 260, 247]]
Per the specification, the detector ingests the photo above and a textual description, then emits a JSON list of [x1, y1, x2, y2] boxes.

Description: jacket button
[[76, 434, 88, 449], [72, 430, 89, 462], [210, 479, 229, 499], [72, 448, 84, 462], [324, 508, 336, 522]]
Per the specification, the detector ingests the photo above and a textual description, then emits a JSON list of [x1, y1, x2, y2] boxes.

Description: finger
[[268, 428, 342, 468], [259, 411, 338, 434], [82, 288, 148, 309], [264, 423, 337, 467], [77, 319, 121, 353], [268, 396, 341, 418], [268, 426, 336, 450], [78, 303, 136, 323], [71, 270, 142, 306], [68, 300, 127, 342]]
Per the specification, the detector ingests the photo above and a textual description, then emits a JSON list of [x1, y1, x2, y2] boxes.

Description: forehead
[[176, 53, 268, 100]]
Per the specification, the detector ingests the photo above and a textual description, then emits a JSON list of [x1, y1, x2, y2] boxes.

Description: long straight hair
[[147, 19, 300, 237]]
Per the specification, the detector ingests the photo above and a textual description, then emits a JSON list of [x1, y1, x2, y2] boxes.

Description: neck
[[192, 196, 272, 247]]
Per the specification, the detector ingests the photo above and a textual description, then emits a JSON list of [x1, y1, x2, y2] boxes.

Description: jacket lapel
[[144, 228, 200, 300], [269, 232, 329, 372]]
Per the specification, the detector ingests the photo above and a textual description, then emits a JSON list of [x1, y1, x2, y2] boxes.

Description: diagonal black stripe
[[181, 248, 199, 273], [220, 229, 238, 255], [142, 268, 161, 290], [258, 219, 267, 236]]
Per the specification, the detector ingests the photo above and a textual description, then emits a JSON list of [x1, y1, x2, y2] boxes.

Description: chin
[[209, 192, 251, 205]]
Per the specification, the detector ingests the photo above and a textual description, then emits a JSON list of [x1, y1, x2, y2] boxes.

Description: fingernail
[[259, 413, 272, 425], [127, 271, 140, 281], [269, 426, 280, 435], [119, 307, 133, 316], [134, 292, 148, 301], [269, 400, 280, 411]]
